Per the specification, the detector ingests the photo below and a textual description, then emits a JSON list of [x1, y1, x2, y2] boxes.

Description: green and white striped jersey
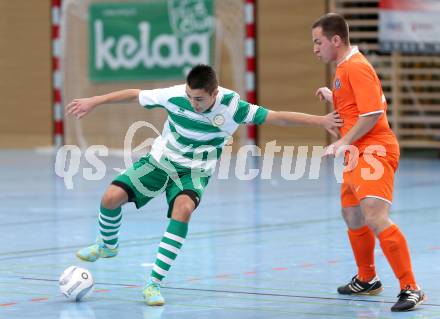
[[139, 84, 268, 173]]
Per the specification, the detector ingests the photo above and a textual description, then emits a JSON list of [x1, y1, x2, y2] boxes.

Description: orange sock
[[378, 224, 417, 290], [348, 225, 376, 282]]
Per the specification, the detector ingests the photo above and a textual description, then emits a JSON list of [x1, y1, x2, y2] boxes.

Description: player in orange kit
[[311, 13, 425, 312]]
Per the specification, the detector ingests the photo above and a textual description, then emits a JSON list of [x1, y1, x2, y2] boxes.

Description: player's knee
[[101, 193, 121, 209], [172, 195, 195, 221], [363, 208, 379, 226], [361, 199, 390, 231], [341, 209, 354, 227], [174, 199, 195, 215], [341, 206, 364, 229], [101, 185, 128, 209], [341, 208, 351, 221]]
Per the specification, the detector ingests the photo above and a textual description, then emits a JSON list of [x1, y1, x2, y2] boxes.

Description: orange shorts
[[341, 152, 399, 208]]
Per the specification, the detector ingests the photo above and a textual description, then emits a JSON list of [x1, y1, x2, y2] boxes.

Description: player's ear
[[212, 88, 219, 98], [332, 35, 342, 47]]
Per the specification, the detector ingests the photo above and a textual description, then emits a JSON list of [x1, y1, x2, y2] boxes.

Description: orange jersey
[[332, 47, 399, 155]]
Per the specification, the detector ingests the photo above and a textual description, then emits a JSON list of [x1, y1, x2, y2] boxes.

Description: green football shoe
[[76, 237, 118, 262], [142, 280, 165, 306]]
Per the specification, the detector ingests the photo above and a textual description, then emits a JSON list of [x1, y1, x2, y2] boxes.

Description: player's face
[[312, 27, 337, 63], [186, 85, 218, 113]]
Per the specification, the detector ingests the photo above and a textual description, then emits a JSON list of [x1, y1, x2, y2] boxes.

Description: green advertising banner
[[89, 1, 215, 82]]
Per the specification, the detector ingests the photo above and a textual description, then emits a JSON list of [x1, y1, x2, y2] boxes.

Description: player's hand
[[322, 111, 343, 138], [315, 87, 333, 103], [66, 97, 97, 119], [323, 138, 348, 157]]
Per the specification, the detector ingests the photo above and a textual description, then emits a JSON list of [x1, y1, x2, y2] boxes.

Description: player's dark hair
[[312, 13, 349, 45], [186, 64, 218, 94]]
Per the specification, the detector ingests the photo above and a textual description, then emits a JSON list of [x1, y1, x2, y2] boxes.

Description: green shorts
[[112, 154, 210, 218]]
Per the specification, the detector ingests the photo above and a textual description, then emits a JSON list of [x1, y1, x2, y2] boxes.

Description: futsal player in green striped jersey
[[66, 64, 342, 306]]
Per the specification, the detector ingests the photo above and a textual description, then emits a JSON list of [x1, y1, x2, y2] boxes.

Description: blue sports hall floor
[[1, 150, 439, 319]]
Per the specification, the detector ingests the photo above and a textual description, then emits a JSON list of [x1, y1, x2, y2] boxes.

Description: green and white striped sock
[[151, 219, 188, 282], [99, 206, 122, 249]]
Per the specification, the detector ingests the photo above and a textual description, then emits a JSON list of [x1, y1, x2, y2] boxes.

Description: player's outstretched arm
[[66, 89, 141, 119], [264, 110, 343, 138]]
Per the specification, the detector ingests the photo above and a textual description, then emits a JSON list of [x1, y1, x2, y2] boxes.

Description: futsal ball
[[59, 266, 94, 302]]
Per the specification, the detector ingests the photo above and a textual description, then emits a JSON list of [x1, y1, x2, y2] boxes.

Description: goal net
[[60, 0, 247, 151]]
